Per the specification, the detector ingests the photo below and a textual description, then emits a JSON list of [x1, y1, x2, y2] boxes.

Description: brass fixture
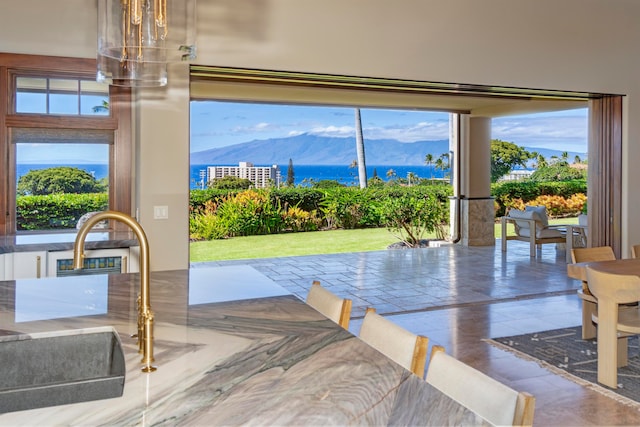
[[97, 0, 197, 87], [73, 210, 157, 373]]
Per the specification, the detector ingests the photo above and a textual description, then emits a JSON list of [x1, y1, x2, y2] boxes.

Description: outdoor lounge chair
[[501, 205, 566, 258]]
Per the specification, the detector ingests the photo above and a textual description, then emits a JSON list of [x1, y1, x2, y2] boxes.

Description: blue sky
[[190, 101, 589, 154]]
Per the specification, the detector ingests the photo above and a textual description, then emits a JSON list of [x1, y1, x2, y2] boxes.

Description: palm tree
[[437, 153, 450, 178], [536, 154, 547, 169], [386, 169, 396, 180], [407, 171, 418, 186], [354, 108, 367, 188], [434, 158, 444, 178], [92, 100, 109, 113], [574, 155, 582, 164], [424, 153, 434, 179]]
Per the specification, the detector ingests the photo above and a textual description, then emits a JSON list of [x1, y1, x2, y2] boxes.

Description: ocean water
[[190, 164, 446, 189], [16, 163, 446, 189]]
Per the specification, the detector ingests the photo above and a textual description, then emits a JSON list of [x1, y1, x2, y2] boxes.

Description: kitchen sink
[[0, 326, 125, 413]]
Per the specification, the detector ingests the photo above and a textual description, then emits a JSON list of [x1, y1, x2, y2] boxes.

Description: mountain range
[[190, 133, 586, 166]]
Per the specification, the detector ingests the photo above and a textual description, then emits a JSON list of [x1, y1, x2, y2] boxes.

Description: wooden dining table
[[567, 257, 640, 282]]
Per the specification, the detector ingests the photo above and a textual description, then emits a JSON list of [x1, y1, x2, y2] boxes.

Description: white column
[[458, 116, 495, 246]]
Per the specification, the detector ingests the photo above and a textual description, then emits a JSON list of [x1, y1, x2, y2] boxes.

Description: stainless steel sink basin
[[0, 326, 125, 413]]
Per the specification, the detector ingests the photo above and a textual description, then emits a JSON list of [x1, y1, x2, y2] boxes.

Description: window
[[0, 54, 131, 234], [15, 76, 110, 116]]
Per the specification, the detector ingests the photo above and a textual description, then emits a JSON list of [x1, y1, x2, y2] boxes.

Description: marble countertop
[[0, 266, 488, 426], [0, 231, 139, 254]]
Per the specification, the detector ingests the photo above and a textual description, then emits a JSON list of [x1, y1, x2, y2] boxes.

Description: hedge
[[17, 193, 108, 230]]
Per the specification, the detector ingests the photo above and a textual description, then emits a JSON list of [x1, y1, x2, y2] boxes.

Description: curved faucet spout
[[73, 210, 156, 373]]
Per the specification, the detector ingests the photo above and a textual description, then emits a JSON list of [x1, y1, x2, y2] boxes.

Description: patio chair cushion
[[508, 208, 563, 239], [525, 205, 549, 227]]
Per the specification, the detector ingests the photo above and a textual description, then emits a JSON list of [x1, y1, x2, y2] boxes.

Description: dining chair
[[571, 246, 616, 339], [631, 245, 640, 259], [305, 280, 352, 329], [426, 346, 535, 427], [359, 307, 429, 377], [586, 266, 640, 388]]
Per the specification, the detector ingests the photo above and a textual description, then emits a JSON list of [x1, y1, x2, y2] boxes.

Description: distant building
[[207, 162, 281, 188], [499, 169, 534, 182]]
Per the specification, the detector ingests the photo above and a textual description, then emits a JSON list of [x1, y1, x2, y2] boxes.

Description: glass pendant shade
[[97, 0, 196, 87], [97, 54, 168, 87]]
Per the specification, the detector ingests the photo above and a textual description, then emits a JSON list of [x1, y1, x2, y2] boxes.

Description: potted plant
[[578, 203, 588, 226]]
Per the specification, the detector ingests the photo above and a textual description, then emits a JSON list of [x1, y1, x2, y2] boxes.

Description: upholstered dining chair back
[[306, 281, 352, 329], [358, 307, 428, 377], [631, 244, 640, 259], [586, 267, 640, 388], [426, 347, 535, 427]]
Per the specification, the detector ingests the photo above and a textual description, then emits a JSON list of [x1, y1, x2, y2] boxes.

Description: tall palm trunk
[[355, 108, 367, 188]]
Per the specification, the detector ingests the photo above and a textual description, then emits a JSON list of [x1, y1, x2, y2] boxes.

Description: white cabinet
[[2, 247, 138, 280], [128, 245, 140, 273], [47, 248, 138, 277], [9, 251, 48, 280]]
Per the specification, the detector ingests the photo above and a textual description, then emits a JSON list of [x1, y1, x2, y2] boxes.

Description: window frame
[[0, 53, 131, 235]]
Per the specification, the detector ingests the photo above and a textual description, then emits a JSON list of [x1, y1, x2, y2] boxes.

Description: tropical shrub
[[492, 180, 586, 216], [189, 183, 453, 240], [271, 187, 324, 214], [507, 193, 586, 218], [378, 192, 448, 247], [189, 200, 227, 240], [17, 193, 108, 230], [319, 187, 379, 229], [190, 189, 285, 239], [282, 206, 321, 232]]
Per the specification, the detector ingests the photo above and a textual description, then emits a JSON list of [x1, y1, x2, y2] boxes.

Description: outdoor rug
[[486, 326, 640, 407]]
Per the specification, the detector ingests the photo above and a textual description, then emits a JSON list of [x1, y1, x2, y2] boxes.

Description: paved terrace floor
[[193, 241, 576, 318], [193, 241, 640, 426]]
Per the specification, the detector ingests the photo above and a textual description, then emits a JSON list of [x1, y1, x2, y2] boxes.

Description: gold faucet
[[73, 210, 157, 373]]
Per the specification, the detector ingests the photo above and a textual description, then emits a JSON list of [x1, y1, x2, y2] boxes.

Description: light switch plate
[[153, 205, 169, 219]]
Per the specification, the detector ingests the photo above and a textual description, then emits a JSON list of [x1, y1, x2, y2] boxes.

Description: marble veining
[[0, 266, 488, 426]]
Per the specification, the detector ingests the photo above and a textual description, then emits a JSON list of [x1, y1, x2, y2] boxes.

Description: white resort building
[[207, 162, 281, 188]]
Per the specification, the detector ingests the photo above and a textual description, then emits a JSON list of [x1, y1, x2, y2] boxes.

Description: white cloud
[[363, 121, 450, 142], [303, 121, 450, 142], [492, 113, 588, 152], [308, 125, 355, 137], [232, 122, 279, 134]]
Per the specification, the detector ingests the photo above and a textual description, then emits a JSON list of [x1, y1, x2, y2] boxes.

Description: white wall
[[2, 0, 640, 267]]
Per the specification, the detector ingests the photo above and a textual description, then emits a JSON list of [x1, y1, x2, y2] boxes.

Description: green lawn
[[190, 217, 580, 262], [190, 228, 401, 262]]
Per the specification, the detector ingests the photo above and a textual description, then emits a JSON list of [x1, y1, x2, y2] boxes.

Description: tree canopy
[[17, 166, 106, 195], [529, 163, 586, 181], [208, 175, 253, 190], [490, 139, 533, 182]]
